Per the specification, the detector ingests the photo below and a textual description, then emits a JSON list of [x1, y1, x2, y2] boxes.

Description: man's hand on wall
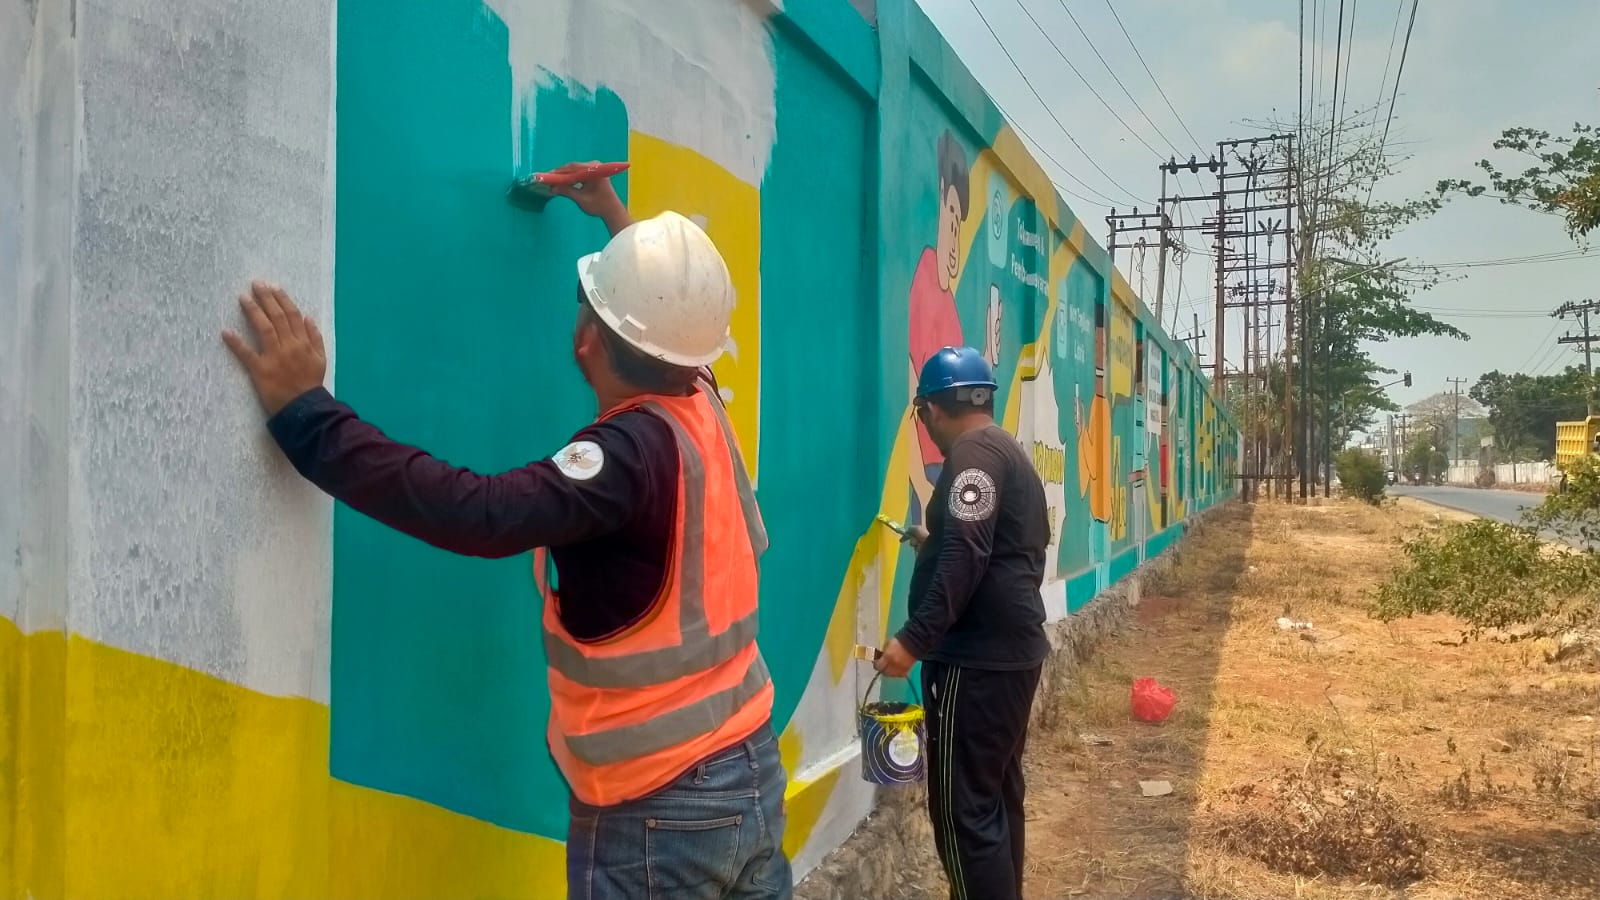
[[222, 281, 329, 416], [548, 161, 633, 237]]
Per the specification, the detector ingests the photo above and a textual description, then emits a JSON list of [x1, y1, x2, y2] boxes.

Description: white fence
[[1446, 460, 1559, 488]]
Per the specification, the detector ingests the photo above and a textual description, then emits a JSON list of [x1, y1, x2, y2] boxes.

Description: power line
[[992, 99, 1125, 208], [1100, 0, 1206, 153], [1319, 0, 1348, 241], [1047, 0, 1185, 158], [1011, 0, 1165, 161], [1368, 0, 1407, 143], [1299, 0, 1307, 159], [1424, 309, 1554, 319], [1337, 0, 1358, 132], [1509, 320, 1565, 372], [966, 0, 1146, 205], [1374, 0, 1420, 172], [1415, 300, 1577, 314], [1430, 249, 1598, 269]]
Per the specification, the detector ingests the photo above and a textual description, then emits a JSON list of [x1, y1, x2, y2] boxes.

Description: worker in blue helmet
[[877, 346, 1051, 900]]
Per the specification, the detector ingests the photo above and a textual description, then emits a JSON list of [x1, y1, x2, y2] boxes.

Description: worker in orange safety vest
[[221, 164, 791, 899]]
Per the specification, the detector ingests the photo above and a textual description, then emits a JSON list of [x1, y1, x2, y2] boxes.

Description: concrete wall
[[1, 1, 1238, 897], [1447, 460, 1559, 488]]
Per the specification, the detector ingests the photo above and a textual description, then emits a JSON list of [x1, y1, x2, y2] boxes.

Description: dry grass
[[1012, 499, 1600, 900]]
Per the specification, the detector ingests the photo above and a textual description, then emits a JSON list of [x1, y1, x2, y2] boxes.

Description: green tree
[[1436, 123, 1600, 241], [1372, 455, 1600, 639], [1525, 454, 1600, 551], [1469, 367, 1593, 461], [1402, 431, 1448, 484], [1335, 448, 1387, 503]]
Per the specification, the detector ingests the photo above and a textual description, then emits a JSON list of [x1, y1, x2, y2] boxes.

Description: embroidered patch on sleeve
[[948, 467, 997, 522], [553, 440, 605, 481]]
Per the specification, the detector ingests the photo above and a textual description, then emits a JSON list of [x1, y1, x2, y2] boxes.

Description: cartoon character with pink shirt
[[907, 131, 972, 519]]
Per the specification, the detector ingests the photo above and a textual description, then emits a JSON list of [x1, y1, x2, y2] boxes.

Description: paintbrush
[[506, 162, 630, 213]]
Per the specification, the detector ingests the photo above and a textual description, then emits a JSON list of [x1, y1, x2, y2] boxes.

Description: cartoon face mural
[[936, 131, 968, 293], [905, 128, 977, 537]]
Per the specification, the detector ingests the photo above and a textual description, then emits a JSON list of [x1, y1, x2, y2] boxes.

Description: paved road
[[1389, 484, 1543, 525]]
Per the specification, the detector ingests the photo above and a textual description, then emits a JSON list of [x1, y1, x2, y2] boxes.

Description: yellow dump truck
[[1554, 415, 1600, 492]]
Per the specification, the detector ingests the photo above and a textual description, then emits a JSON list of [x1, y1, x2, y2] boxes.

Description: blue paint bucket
[[858, 671, 926, 785]]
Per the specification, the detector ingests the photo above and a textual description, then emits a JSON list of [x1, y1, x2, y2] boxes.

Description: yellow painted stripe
[[627, 131, 763, 485], [3, 619, 873, 900], [1, 621, 566, 900]]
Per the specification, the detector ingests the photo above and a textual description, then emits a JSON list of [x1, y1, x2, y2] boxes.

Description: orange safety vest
[[534, 378, 773, 807]]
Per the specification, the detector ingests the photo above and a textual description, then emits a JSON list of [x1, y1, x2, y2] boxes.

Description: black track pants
[[920, 660, 1042, 900]]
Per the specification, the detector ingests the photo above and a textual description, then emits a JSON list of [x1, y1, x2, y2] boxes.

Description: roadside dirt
[[1012, 500, 1600, 900]]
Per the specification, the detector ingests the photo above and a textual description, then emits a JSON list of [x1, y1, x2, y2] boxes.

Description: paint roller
[[505, 162, 631, 213]]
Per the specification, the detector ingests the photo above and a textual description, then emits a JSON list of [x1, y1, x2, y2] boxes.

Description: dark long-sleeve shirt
[[266, 384, 701, 642], [898, 423, 1051, 670]]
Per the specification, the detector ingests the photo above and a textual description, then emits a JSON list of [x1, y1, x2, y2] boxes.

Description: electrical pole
[[1176, 313, 1208, 359], [1387, 414, 1397, 473], [1395, 413, 1412, 481], [1195, 135, 1297, 500], [1322, 296, 1332, 498], [1554, 299, 1598, 413], [1446, 376, 1468, 466]]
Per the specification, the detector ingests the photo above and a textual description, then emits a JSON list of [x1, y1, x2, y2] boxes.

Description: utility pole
[[1108, 206, 1176, 320], [1447, 376, 1468, 465], [1396, 412, 1413, 481], [1387, 414, 1398, 473], [1322, 296, 1332, 498], [1554, 299, 1599, 413], [1184, 135, 1297, 500], [1176, 313, 1208, 359]]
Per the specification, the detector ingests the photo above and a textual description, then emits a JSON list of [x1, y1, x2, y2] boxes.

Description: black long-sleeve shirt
[[897, 424, 1051, 670], [265, 384, 707, 642]]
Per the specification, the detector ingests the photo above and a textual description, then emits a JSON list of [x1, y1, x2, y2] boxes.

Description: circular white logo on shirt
[[949, 467, 997, 522], [553, 440, 605, 481]]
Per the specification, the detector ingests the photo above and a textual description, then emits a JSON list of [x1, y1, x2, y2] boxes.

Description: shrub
[[1336, 449, 1387, 504], [1370, 518, 1599, 639], [1526, 454, 1600, 550]]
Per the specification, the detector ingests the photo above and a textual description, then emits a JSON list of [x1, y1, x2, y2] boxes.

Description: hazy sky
[[912, 0, 1600, 410]]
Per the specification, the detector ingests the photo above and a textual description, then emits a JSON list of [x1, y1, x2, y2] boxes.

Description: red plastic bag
[[1130, 677, 1176, 723]]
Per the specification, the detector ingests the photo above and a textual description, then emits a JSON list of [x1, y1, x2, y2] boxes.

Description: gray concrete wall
[[67, 0, 336, 700]]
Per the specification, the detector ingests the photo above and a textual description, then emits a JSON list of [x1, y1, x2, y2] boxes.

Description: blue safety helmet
[[916, 346, 998, 401]]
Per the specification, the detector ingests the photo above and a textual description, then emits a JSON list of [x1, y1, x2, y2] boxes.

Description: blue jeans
[[566, 721, 793, 899]]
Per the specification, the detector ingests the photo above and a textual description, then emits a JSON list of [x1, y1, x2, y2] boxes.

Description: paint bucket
[[858, 671, 926, 785]]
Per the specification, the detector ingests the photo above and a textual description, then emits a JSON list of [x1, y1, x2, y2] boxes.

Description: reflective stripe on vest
[[541, 388, 763, 690], [563, 651, 771, 766], [694, 376, 768, 560]]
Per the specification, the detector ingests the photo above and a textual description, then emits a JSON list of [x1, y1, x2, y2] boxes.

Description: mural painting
[[906, 129, 973, 524], [0, 1, 1238, 898]]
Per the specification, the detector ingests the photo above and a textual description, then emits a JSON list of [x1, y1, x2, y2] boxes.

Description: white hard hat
[[576, 211, 735, 369]]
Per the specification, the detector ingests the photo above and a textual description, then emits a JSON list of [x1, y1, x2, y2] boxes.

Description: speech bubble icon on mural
[[986, 171, 1009, 269]]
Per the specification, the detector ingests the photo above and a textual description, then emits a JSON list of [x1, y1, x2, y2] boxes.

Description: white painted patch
[[485, 0, 778, 187], [718, 386, 736, 405], [61, 0, 336, 699], [554, 440, 606, 481]]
